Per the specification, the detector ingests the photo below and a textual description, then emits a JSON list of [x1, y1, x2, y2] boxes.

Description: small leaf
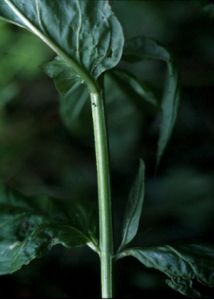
[[119, 160, 145, 250], [117, 244, 214, 298], [123, 36, 180, 166], [0, 184, 98, 275], [45, 57, 89, 129], [158, 62, 179, 167]]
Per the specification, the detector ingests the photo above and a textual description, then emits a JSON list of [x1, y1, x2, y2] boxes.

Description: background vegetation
[[0, 0, 213, 298]]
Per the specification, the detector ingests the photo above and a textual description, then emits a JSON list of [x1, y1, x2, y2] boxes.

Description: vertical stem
[[90, 91, 113, 298]]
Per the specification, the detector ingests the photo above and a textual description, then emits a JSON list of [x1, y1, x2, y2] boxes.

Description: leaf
[[117, 244, 214, 297], [46, 68, 144, 167], [123, 36, 170, 63], [104, 74, 143, 168], [0, 0, 124, 83], [0, 184, 98, 275], [45, 64, 157, 135], [158, 62, 179, 167], [45, 56, 89, 130], [119, 160, 145, 250], [112, 69, 158, 107], [123, 36, 180, 166]]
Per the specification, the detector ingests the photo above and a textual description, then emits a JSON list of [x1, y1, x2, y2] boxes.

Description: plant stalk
[[90, 92, 113, 298], [4, 1, 114, 296]]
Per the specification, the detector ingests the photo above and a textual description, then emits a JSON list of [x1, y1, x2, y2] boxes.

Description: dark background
[[0, 0, 213, 298]]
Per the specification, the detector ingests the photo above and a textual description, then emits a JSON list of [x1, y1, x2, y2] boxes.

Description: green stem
[[90, 92, 113, 298], [4, 1, 114, 297]]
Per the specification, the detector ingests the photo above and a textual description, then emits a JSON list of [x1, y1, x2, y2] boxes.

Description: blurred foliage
[[0, 0, 213, 298]]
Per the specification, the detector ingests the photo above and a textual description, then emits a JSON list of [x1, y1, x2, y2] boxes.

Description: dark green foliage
[[45, 56, 89, 130], [119, 160, 145, 250], [123, 36, 180, 166], [117, 244, 214, 298], [0, 184, 97, 274], [0, 0, 213, 298], [0, 0, 124, 79]]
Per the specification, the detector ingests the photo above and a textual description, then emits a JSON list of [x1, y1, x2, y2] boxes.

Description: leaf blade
[[0, 0, 124, 80], [112, 69, 158, 107], [45, 56, 89, 129], [123, 36, 180, 166], [157, 62, 180, 166], [117, 244, 214, 297], [0, 184, 97, 275], [119, 160, 145, 250]]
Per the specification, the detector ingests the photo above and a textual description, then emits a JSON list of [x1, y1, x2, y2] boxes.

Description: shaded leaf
[[0, 184, 98, 275], [0, 0, 124, 80], [117, 244, 214, 297], [158, 62, 179, 167], [124, 36, 170, 63], [123, 36, 180, 166], [113, 69, 158, 107], [166, 277, 201, 298], [48, 69, 144, 167], [45, 56, 89, 129], [119, 160, 145, 250], [104, 73, 143, 168]]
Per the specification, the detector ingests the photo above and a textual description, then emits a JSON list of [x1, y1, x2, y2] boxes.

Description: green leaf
[[123, 36, 180, 166], [112, 69, 158, 107], [46, 65, 157, 134], [158, 62, 179, 167], [0, 184, 98, 275], [45, 56, 89, 129], [117, 244, 214, 298], [119, 160, 145, 250], [104, 74, 143, 168], [0, 0, 124, 87], [46, 68, 144, 167], [123, 36, 170, 63]]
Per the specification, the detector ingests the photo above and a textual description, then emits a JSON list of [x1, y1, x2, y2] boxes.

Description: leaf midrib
[[3, 0, 99, 93]]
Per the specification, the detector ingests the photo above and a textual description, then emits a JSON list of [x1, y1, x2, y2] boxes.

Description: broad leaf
[[123, 36, 180, 166], [0, 184, 98, 275], [117, 244, 214, 298], [119, 160, 145, 250], [0, 0, 124, 81]]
